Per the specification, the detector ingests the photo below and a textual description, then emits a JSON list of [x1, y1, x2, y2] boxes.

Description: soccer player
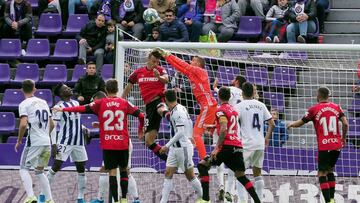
[[53, 79, 145, 203], [197, 87, 261, 203], [158, 89, 203, 203], [122, 50, 169, 161], [155, 48, 217, 160], [15, 79, 55, 203], [46, 84, 89, 203], [213, 75, 246, 106], [287, 86, 348, 203], [234, 82, 275, 202]]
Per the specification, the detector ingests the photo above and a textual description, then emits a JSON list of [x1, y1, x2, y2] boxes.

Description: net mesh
[[118, 42, 360, 202]]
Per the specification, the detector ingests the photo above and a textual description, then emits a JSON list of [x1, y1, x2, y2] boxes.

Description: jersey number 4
[[319, 116, 337, 136], [252, 113, 261, 131], [103, 110, 125, 131]]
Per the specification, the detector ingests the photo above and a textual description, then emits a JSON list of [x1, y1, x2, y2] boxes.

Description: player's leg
[[197, 157, 212, 202], [184, 167, 203, 202], [72, 146, 88, 202], [193, 106, 210, 160], [318, 151, 331, 203], [104, 150, 120, 202], [160, 167, 177, 203], [47, 144, 69, 183], [19, 147, 37, 202], [181, 146, 202, 201], [237, 150, 251, 203], [35, 146, 53, 202], [89, 165, 108, 203], [327, 150, 341, 203], [119, 149, 130, 202], [252, 150, 265, 201], [127, 140, 139, 202], [225, 169, 235, 202], [216, 164, 225, 201]]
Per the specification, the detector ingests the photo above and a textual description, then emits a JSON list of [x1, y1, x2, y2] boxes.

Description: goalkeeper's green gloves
[[154, 47, 171, 57]]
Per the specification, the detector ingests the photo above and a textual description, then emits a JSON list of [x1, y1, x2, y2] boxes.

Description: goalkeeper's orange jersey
[[165, 55, 217, 108]]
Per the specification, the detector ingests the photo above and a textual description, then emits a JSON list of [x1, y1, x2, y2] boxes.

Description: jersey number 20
[[103, 110, 125, 131]]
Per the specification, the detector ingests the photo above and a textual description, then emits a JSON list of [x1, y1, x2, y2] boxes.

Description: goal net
[[116, 41, 360, 202]]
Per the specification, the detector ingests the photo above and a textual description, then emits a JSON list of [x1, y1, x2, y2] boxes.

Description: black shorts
[[103, 149, 129, 170], [210, 145, 245, 172], [145, 97, 163, 133], [318, 150, 341, 171]]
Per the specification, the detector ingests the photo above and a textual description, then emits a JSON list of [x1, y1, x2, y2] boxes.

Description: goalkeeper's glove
[[154, 47, 171, 57]]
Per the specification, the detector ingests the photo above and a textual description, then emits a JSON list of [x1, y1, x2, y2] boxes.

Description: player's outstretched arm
[[287, 119, 305, 129], [340, 116, 349, 146], [212, 117, 227, 159], [154, 48, 192, 76], [122, 83, 133, 98], [212, 78, 219, 93], [265, 118, 275, 147]]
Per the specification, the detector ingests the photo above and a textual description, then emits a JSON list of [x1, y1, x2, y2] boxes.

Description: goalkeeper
[[155, 48, 217, 159]]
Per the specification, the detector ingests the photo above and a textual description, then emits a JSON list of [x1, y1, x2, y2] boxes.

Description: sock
[[120, 171, 128, 199], [327, 172, 336, 199], [77, 173, 86, 199], [216, 164, 224, 188], [36, 171, 52, 201], [98, 173, 108, 200], [319, 176, 330, 202], [254, 176, 264, 200], [109, 176, 118, 201], [47, 168, 56, 184], [128, 174, 139, 200], [236, 181, 248, 202], [19, 169, 35, 198], [227, 169, 235, 194], [148, 143, 167, 161], [237, 176, 260, 203], [190, 177, 203, 199], [198, 163, 210, 201], [160, 178, 173, 203]]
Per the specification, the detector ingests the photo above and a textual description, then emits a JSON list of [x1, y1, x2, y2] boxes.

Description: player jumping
[[287, 86, 348, 203], [197, 87, 261, 203], [53, 79, 145, 203]]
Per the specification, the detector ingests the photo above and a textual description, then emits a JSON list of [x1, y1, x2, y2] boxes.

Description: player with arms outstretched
[[197, 87, 261, 203], [235, 82, 275, 202], [288, 87, 348, 203], [15, 79, 55, 203], [158, 89, 203, 203], [155, 48, 217, 160], [122, 50, 169, 161], [53, 79, 145, 203]]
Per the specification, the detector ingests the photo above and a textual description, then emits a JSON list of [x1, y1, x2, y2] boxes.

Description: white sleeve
[[50, 120, 57, 144], [263, 104, 272, 121], [52, 104, 62, 121], [166, 126, 185, 148], [165, 111, 186, 148], [18, 102, 28, 117]]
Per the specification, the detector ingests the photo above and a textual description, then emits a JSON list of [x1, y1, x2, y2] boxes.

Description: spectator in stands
[[111, 0, 145, 40], [316, 0, 328, 33], [265, 108, 288, 147], [104, 20, 116, 64], [89, 0, 112, 20], [265, 0, 289, 43], [74, 61, 106, 105], [77, 14, 107, 74], [145, 0, 175, 38], [202, 0, 240, 42], [69, 0, 95, 16], [3, 0, 32, 43], [0, 0, 5, 38], [38, 0, 61, 15], [286, 0, 316, 43], [238, 0, 270, 18], [176, 0, 205, 42], [145, 26, 161, 41], [159, 9, 189, 42]]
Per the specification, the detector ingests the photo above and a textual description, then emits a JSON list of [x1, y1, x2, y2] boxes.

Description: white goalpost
[[116, 41, 360, 202]]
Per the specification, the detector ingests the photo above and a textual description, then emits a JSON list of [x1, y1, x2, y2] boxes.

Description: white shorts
[[166, 145, 194, 172], [243, 150, 264, 169], [55, 144, 88, 162], [20, 146, 51, 169]]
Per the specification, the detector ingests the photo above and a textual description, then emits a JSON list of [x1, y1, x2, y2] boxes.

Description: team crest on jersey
[[216, 111, 224, 117]]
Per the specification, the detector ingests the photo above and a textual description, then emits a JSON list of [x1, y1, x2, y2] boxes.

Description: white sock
[[128, 174, 139, 200], [190, 177, 203, 199], [98, 173, 108, 200], [36, 171, 52, 201], [78, 173, 86, 199], [226, 169, 235, 194], [160, 178, 173, 203], [19, 169, 35, 198], [236, 181, 248, 202], [47, 168, 56, 184], [254, 176, 264, 200], [216, 164, 225, 187]]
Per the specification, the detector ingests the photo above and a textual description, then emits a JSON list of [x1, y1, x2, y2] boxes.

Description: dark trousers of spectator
[[268, 19, 286, 39], [202, 23, 235, 42], [316, 0, 329, 33], [79, 41, 105, 74], [186, 21, 203, 42], [104, 50, 114, 64], [3, 23, 32, 43]]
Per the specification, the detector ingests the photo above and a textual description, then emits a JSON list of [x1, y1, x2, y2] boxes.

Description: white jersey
[[53, 100, 83, 146], [229, 86, 243, 106], [18, 96, 51, 147], [235, 99, 272, 150], [166, 104, 193, 148]]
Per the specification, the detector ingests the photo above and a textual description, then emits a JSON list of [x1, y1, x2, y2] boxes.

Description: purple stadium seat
[[164, 65, 175, 77], [101, 64, 113, 81], [142, 0, 150, 7], [6, 137, 26, 143], [36, 13, 62, 36], [159, 118, 171, 137], [270, 67, 297, 88], [34, 89, 54, 106], [282, 51, 308, 60], [0, 112, 16, 133], [40, 64, 67, 85], [81, 114, 99, 136], [223, 50, 248, 60], [11, 63, 39, 85], [235, 16, 262, 38], [28, 0, 38, 8], [22, 39, 50, 61], [0, 89, 25, 110], [63, 14, 89, 36], [0, 39, 21, 60], [50, 39, 78, 61], [68, 64, 87, 85], [348, 118, 360, 139], [0, 63, 10, 84], [216, 66, 241, 86], [263, 92, 285, 112], [245, 66, 269, 86], [348, 96, 360, 112]]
